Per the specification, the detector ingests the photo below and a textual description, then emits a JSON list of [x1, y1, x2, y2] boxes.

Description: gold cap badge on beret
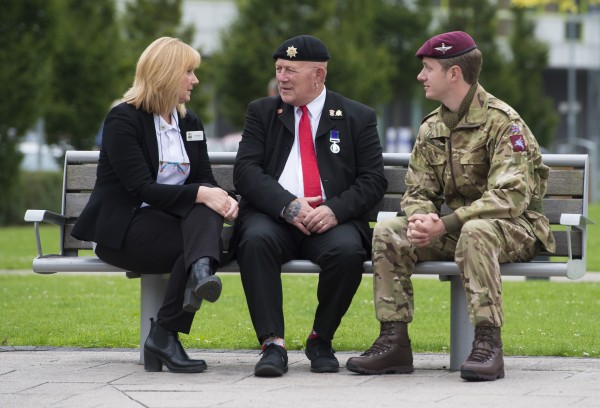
[[273, 35, 331, 62], [286, 46, 298, 58]]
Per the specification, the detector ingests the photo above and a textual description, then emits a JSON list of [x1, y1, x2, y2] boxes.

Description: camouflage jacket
[[402, 84, 555, 252]]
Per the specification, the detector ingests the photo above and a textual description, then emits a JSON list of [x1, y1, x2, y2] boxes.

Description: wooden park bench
[[24, 150, 592, 370]]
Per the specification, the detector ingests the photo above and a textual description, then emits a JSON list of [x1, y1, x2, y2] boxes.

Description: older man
[[233, 35, 387, 377]]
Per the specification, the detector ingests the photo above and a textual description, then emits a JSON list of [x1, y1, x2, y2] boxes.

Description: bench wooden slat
[[364, 197, 584, 224], [212, 166, 236, 191], [66, 164, 97, 190], [65, 191, 584, 227], [545, 169, 585, 196], [374, 167, 585, 196], [71, 164, 583, 197], [64, 193, 92, 218], [542, 230, 582, 258]]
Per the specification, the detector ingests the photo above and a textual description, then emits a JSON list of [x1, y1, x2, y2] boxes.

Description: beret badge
[[286, 46, 298, 58], [434, 43, 453, 54], [273, 35, 330, 62]]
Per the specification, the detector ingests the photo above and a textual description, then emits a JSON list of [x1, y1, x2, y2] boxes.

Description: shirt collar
[[155, 107, 179, 131], [296, 86, 327, 118]]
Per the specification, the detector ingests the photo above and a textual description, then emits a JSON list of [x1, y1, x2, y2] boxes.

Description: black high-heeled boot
[[143, 318, 207, 373], [183, 257, 222, 312]]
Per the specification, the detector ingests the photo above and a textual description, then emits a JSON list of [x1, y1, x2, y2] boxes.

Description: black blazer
[[233, 90, 387, 249], [71, 102, 222, 250]]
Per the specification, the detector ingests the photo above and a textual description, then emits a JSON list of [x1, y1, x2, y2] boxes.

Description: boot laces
[[362, 325, 396, 356], [467, 327, 496, 363]]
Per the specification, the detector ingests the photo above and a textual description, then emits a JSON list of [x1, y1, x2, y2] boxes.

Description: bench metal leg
[[139, 274, 169, 364], [448, 275, 474, 371]]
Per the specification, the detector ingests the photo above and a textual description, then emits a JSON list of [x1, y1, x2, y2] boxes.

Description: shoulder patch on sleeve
[[509, 124, 527, 152]]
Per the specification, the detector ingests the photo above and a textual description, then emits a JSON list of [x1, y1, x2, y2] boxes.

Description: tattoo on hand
[[284, 201, 301, 223]]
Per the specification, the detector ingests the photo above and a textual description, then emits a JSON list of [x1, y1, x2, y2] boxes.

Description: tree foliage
[[211, 0, 395, 130], [507, 6, 558, 147], [372, 0, 434, 101], [120, 0, 196, 89], [1, 0, 205, 225], [44, 0, 124, 150], [43, 0, 204, 150], [0, 0, 55, 224], [120, 0, 210, 124], [0, 0, 563, 225], [511, 0, 600, 13], [435, 0, 557, 147]]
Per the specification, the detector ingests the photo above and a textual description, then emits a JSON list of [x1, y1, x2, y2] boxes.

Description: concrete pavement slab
[[1, 348, 599, 408]]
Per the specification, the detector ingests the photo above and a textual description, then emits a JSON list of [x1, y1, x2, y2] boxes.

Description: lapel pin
[[328, 109, 343, 118]]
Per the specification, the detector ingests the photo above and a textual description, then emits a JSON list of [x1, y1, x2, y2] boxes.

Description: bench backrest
[[62, 151, 589, 262]]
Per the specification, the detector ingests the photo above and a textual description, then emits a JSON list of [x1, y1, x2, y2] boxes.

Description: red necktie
[[299, 106, 322, 207]]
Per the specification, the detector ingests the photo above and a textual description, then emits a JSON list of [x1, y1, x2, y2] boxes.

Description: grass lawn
[[1, 201, 599, 355], [2, 273, 599, 357]]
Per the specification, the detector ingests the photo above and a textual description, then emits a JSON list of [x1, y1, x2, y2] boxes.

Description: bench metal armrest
[[559, 213, 595, 230], [24, 209, 67, 257], [559, 213, 594, 259], [559, 213, 595, 280]]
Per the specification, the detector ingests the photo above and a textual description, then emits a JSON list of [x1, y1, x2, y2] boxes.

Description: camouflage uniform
[[374, 84, 556, 327]]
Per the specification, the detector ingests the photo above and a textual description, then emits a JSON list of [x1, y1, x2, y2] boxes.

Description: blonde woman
[[72, 37, 238, 373]]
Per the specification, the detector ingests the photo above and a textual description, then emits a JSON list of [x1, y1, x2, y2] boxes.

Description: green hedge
[[1, 170, 62, 226]]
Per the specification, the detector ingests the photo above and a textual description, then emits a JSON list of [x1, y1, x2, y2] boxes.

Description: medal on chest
[[330, 130, 340, 154]]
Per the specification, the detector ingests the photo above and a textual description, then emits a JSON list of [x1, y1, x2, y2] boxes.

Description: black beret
[[272, 35, 330, 62], [416, 31, 477, 59]]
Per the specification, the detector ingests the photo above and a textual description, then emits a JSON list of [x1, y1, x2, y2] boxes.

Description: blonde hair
[[123, 37, 201, 117]]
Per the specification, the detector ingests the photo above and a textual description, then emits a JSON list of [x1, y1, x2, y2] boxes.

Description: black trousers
[[236, 210, 366, 343], [96, 205, 223, 334]]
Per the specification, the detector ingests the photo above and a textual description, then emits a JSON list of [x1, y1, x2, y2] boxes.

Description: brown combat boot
[[460, 325, 505, 381], [345, 321, 414, 374]]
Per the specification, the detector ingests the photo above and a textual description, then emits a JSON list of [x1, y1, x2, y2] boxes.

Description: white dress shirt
[[141, 108, 191, 208], [278, 87, 327, 201]]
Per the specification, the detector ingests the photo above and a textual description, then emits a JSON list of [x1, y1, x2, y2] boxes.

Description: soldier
[[345, 31, 555, 381]]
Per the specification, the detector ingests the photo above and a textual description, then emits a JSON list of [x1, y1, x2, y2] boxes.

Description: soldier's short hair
[[437, 49, 482, 85]]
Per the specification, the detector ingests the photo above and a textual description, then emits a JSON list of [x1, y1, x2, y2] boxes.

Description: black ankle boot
[[143, 318, 207, 373], [183, 257, 222, 312]]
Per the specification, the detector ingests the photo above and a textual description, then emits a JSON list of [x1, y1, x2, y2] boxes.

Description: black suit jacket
[[233, 90, 387, 250], [71, 102, 222, 250]]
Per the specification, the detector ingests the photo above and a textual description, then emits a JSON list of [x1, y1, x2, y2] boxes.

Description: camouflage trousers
[[373, 216, 539, 327]]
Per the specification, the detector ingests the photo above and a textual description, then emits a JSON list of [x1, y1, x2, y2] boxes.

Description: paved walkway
[[3, 271, 599, 407], [1, 348, 599, 408]]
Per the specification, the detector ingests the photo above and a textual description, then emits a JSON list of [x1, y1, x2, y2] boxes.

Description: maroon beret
[[273, 35, 330, 62], [416, 31, 477, 59]]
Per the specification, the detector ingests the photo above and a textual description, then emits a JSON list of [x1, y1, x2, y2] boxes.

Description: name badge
[[186, 131, 204, 141]]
